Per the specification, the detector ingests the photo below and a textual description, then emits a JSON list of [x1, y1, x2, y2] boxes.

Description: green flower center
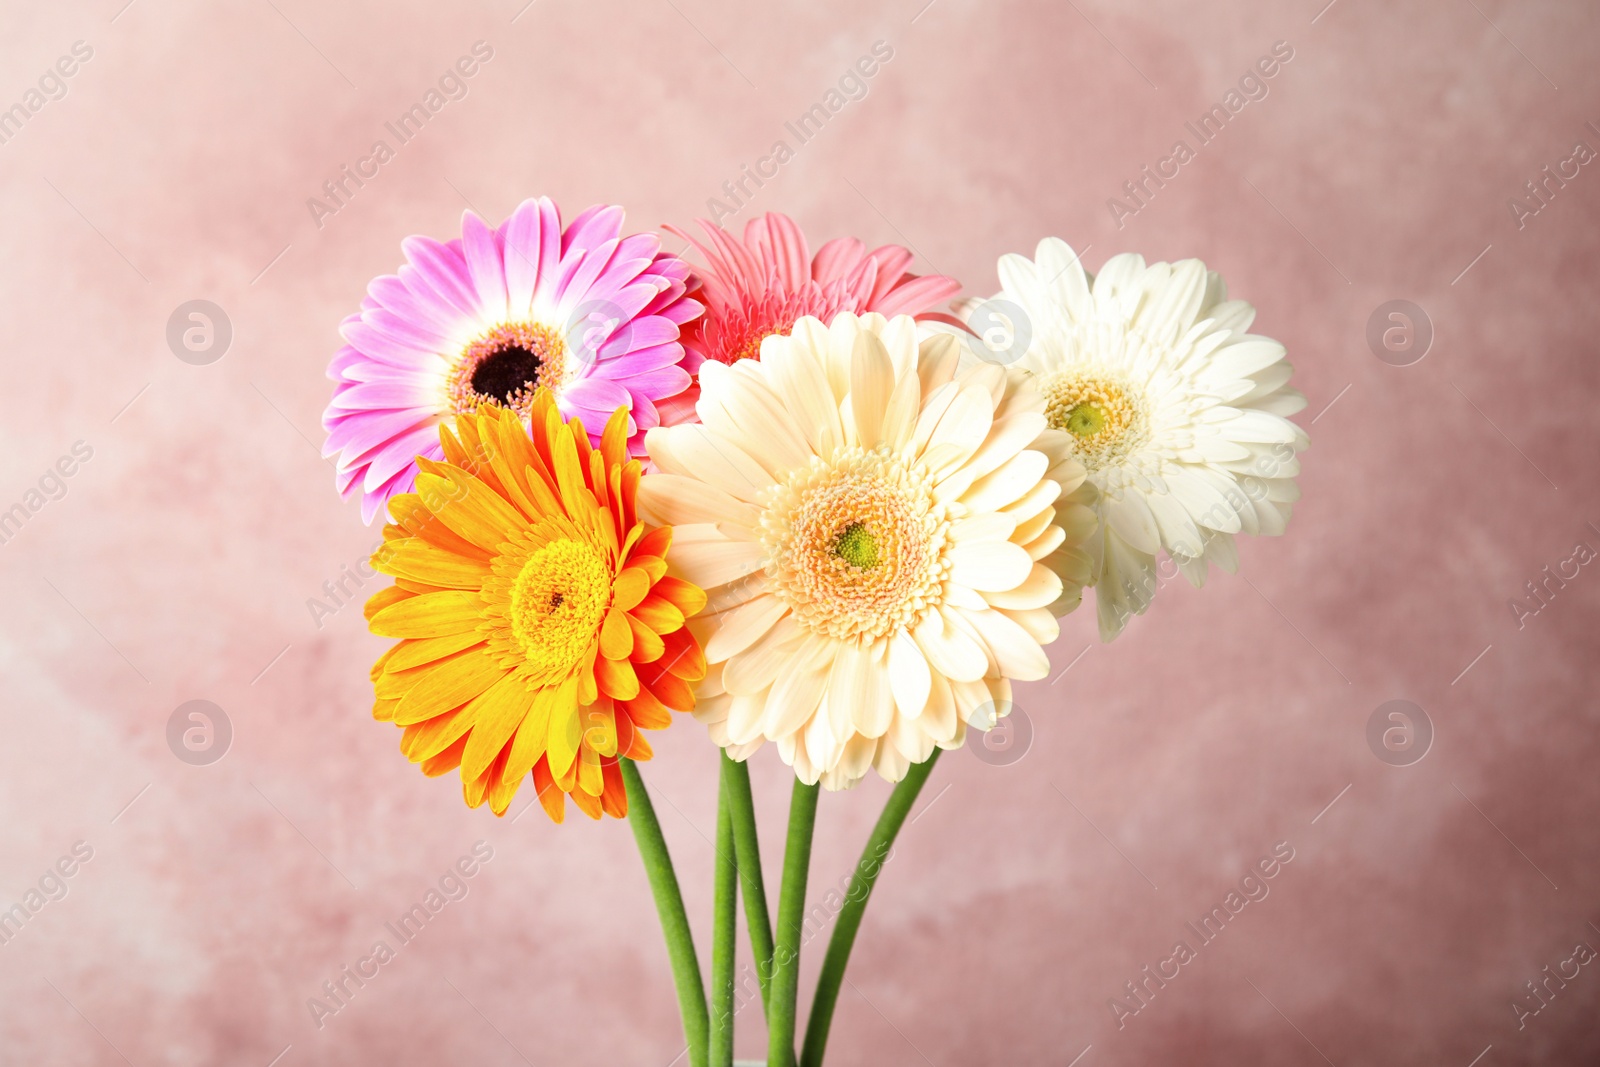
[[832, 521, 879, 569], [1063, 402, 1107, 438]]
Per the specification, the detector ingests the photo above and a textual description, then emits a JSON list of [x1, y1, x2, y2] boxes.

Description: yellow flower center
[[760, 448, 951, 641], [506, 539, 611, 681], [1040, 370, 1145, 469], [448, 322, 567, 419]]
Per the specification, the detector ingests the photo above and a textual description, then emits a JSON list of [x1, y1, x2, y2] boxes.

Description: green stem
[[723, 755, 774, 1015], [709, 758, 739, 1067], [768, 777, 821, 1067], [622, 758, 709, 1067], [799, 750, 941, 1067]]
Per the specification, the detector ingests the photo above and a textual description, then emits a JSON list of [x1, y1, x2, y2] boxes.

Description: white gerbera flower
[[636, 312, 1090, 789], [967, 238, 1308, 641]]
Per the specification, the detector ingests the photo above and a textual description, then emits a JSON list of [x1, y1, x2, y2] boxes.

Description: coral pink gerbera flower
[[324, 197, 702, 523], [664, 211, 961, 375]]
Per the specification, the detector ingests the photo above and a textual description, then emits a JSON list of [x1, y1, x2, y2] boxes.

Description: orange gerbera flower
[[364, 395, 707, 821]]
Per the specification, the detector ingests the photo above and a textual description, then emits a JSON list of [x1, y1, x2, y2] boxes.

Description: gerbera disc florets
[[1039, 369, 1148, 470], [760, 446, 952, 641], [447, 322, 568, 419], [496, 535, 612, 682]]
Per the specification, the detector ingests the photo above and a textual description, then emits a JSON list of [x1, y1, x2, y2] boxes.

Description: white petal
[[957, 449, 1049, 512], [668, 539, 766, 589], [888, 629, 932, 720], [722, 615, 803, 696], [1106, 492, 1161, 555], [704, 593, 789, 663], [913, 612, 988, 682], [763, 646, 828, 739], [766, 337, 843, 457], [648, 424, 772, 503], [850, 330, 894, 448], [638, 473, 760, 530], [961, 608, 1049, 680], [948, 540, 1034, 592]]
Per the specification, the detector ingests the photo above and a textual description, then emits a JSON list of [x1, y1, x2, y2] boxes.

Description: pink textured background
[[1, 0, 1597, 1063]]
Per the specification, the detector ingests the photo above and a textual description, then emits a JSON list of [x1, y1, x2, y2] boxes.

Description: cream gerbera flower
[[968, 238, 1308, 640], [636, 312, 1090, 789]]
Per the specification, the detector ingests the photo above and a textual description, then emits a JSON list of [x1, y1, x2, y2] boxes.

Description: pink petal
[[599, 315, 679, 358], [873, 273, 964, 317], [399, 239, 479, 321], [812, 237, 868, 285], [561, 204, 625, 256], [461, 211, 508, 322], [500, 198, 547, 317]]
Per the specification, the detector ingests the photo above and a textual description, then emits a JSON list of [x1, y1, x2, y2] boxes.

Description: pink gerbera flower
[[323, 197, 702, 522], [664, 211, 962, 373]]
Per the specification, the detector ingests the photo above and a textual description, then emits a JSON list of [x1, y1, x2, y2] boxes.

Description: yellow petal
[[507, 678, 565, 777], [387, 632, 487, 672], [416, 467, 526, 553], [368, 590, 480, 638], [612, 567, 652, 611], [546, 701, 583, 780], [600, 606, 634, 660], [378, 538, 493, 589], [388, 648, 504, 725], [459, 674, 537, 782]]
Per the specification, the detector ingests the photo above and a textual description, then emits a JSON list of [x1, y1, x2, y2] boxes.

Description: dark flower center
[[447, 322, 568, 418], [471, 345, 544, 405]]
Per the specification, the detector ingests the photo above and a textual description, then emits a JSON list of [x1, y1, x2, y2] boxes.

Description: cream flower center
[[1041, 369, 1147, 470], [448, 322, 567, 419], [759, 447, 951, 641]]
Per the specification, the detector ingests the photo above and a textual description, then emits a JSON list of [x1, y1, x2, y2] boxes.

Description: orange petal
[[533, 757, 565, 823], [569, 787, 603, 820], [634, 526, 672, 559], [600, 758, 628, 817], [486, 751, 522, 815], [596, 655, 640, 701], [658, 628, 706, 682], [619, 461, 641, 535], [601, 406, 630, 473], [421, 734, 469, 777], [654, 576, 708, 619], [620, 686, 673, 731], [626, 614, 666, 662], [630, 594, 684, 635], [641, 665, 695, 711]]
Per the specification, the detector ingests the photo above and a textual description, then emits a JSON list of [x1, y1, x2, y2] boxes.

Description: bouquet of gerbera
[[322, 198, 1308, 1066]]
